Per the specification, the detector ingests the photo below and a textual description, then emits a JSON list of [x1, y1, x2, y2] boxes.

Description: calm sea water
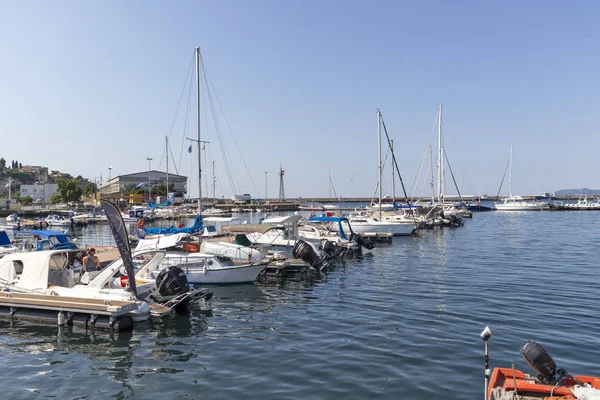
[[1, 210, 599, 399]]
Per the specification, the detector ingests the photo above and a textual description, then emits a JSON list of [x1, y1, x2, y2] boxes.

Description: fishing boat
[[495, 146, 545, 211], [556, 196, 600, 211], [481, 326, 600, 400]]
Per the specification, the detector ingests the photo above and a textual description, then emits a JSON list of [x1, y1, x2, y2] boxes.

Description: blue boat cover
[[308, 216, 353, 240], [0, 231, 11, 246], [143, 214, 204, 235]]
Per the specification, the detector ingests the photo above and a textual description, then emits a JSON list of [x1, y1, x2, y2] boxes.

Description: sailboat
[[347, 110, 416, 236], [494, 145, 544, 211], [323, 171, 341, 210]]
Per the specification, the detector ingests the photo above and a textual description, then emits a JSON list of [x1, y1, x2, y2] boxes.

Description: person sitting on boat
[[83, 248, 100, 272]]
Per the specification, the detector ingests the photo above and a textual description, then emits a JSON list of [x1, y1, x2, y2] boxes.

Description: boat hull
[[184, 263, 266, 284], [330, 222, 415, 236], [494, 203, 542, 211]]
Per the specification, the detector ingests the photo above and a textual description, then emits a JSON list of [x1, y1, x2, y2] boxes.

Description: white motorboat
[[138, 251, 268, 284], [134, 234, 266, 284], [330, 216, 415, 236], [0, 249, 151, 322], [0, 249, 211, 323]]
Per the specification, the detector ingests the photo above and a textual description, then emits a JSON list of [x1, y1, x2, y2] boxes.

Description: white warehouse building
[[100, 170, 187, 197], [20, 183, 58, 201]]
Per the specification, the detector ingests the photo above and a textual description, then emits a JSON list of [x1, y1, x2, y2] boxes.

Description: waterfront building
[[99, 170, 187, 198], [19, 183, 58, 201]]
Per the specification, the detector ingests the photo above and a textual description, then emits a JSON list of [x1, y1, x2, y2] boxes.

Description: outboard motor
[[320, 240, 348, 259], [520, 340, 584, 387], [155, 266, 191, 315], [350, 233, 375, 250], [520, 341, 558, 383], [293, 240, 329, 272]]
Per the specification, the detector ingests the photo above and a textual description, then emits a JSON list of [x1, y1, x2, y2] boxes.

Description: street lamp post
[[264, 171, 268, 203], [147, 157, 153, 200]]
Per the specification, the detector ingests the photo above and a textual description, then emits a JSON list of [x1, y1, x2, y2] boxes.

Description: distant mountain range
[[554, 188, 600, 196]]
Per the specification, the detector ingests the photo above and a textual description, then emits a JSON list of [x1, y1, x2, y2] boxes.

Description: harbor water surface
[[1, 211, 599, 399]]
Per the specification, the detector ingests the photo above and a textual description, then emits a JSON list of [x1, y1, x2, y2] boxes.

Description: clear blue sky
[[1, 1, 598, 198]]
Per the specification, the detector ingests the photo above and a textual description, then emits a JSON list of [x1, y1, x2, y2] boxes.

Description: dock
[[0, 291, 138, 331]]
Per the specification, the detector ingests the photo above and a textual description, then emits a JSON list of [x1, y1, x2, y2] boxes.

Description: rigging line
[[495, 156, 511, 199], [157, 144, 167, 171], [410, 111, 438, 199], [168, 141, 179, 175], [370, 146, 391, 205], [167, 54, 194, 141], [178, 68, 195, 174], [379, 113, 414, 216], [201, 60, 238, 195], [206, 81, 237, 195], [442, 147, 464, 203], [200, 54, 260, 196], [158, 53, 194, 171]]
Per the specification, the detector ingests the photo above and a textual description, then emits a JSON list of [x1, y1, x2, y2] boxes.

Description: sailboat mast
[[329, 170, 332, 200], [509, 144, 513, 198], [429, 145, 435, 204], [196, 46, 202, 215], [437, 105, 442, 203], [391, 139, 396, 205], [165, 137, 169, 199], [212, 160, 216, 202], [377, 109, 382, 219]]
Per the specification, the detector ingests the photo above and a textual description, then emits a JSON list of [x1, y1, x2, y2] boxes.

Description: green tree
[[152, 183, 174, 196], [49, 194, 62, 204], [56, 178, 83, 203], [0, 158, 5, 172], [21, 195, 33, 205], [82, 182, 97, 197]]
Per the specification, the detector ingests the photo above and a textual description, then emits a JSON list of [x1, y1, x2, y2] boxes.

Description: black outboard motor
[[350, 233, 375, 250], [520, 341, 557, 383], [320, 240, 348, 259], [155, 266, 191, 315], [293, 240, 329, 272]]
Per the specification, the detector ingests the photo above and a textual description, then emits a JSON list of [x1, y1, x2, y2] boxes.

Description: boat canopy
[[260, 215, 303, 225], [309, 216, 354, 240], [222, 224, 283, 234], [0, 250, 84, 291], [0, 231, 11, 246], [143, 215, 203, 235], [21, 230, 78, 250], [134, 233, 189, 251]]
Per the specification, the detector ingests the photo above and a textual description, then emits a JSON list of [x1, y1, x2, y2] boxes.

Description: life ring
[[137, 218, 145, 229]]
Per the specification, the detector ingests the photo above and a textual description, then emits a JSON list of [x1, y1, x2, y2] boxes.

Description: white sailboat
[[352, 110, 416, 236], [495, 145, 544, 211]]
